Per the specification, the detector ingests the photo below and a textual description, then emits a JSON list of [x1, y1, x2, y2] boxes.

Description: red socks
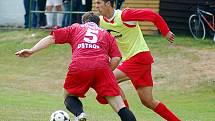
[[123, 100, 180, 121], [154, 102, 181, 121]]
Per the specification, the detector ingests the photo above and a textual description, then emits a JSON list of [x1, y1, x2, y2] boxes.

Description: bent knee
[[140, 98, 158, 109], [141, 99, 153, 107]]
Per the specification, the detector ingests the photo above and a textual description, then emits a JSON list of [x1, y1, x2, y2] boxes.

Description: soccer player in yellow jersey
[[95, 0, 181, 120]]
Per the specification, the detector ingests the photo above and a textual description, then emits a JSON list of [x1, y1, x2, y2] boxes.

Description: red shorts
[[64, 67, 120, 104], [117, 51, 154, 89]]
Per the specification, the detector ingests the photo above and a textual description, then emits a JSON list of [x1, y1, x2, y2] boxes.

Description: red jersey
[[51, 22, 121, 70]]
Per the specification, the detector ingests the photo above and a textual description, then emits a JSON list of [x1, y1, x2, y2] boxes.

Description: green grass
[[0, 29, 215, 121]]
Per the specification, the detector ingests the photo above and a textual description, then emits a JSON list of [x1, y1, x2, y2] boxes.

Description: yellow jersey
[[100, 10, 149, 61]]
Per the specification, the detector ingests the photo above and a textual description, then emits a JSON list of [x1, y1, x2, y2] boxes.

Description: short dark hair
[[81, 11, 100, 25], [103, 0, 115, 7]]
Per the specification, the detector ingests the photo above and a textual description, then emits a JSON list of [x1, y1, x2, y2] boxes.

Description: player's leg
[[137, 86, 181, 121], [132, 64, 181, 121], [136, 86, 158, 109], [135, 59, 180, 120], [105, 96, 136, 121], [113, 68, 130, 107], [116, 52, 181, 120], [63, 70, 94, 121], [94, 68, 136, 121], [64, 90, 85, 118]]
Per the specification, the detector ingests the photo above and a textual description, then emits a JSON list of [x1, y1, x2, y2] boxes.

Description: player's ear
[[105, 1, 111, 7]]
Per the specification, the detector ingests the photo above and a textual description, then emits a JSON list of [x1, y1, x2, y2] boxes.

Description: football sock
[[124, 100, 129, 108], [154, 102, 181, 121], [64, 96, 84, 117], [118, 107, 136, 121]]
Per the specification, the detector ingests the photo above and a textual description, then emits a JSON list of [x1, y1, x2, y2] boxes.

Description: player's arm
[[15, 35, 55, 57], [110, 57, 121, 71], [121, 8, 175, 43], [108, 34, 122, 70]]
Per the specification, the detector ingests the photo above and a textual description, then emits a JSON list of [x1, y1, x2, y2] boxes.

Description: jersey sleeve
[[51, 24, 78, 44], [121, 8, 170, 36], [107, 33, 122, 58]]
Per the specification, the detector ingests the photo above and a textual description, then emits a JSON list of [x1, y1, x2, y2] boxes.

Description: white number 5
[[84, 28, 98, 44]]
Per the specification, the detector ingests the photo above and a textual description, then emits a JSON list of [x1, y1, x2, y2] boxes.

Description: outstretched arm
[[15, 35, 55, 57], [122, 8, 175, 43]]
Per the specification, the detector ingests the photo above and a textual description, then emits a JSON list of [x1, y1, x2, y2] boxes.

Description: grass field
[[0, 29, 215, 121]]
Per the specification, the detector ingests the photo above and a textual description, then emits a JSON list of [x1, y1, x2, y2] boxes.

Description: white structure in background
[[0, 0, 25, 27]]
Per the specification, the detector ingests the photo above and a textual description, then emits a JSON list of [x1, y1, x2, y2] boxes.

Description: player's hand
[[15, 49, 33, 58], [165, 31, 175, 43]]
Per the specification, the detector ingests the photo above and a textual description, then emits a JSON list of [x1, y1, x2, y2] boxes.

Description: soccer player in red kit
[[95, 0, 181, 121], [15, 11, 137, 121]]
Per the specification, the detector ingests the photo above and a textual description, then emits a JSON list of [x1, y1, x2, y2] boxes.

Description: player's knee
[[140, 98, 154, 109], [64, 96, 72, 109]]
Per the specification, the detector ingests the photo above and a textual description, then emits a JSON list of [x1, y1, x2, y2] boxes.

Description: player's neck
[[105, 8, 115, 19], [105, 9, 116, 22]]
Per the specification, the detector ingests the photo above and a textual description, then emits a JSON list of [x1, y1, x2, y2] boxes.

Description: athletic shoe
[[74, 112, 86, 121], [40, 25, 52, 29]]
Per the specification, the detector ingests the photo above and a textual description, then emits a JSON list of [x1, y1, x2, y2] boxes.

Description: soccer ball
[[50, 110, 70, 121]]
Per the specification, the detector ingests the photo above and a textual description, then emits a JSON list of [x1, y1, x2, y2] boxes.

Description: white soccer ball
[[50, 110, 70, 121]]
